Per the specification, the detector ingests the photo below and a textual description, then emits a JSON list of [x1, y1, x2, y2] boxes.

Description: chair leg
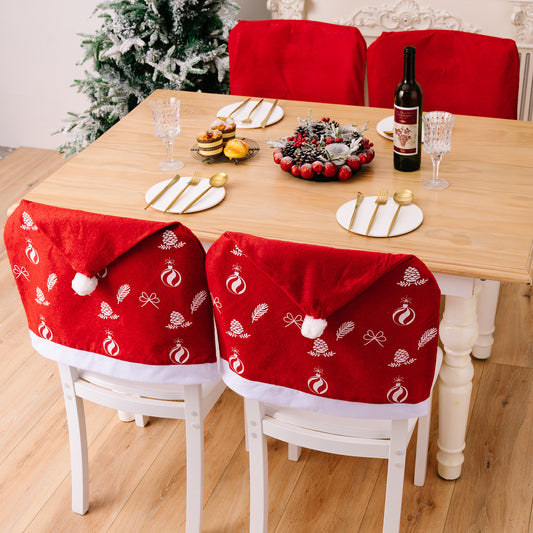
[[288, 443, 302, 461], [414, 413, 430, 486], [383, 419, 410, 533], [184, 384, 204, 533], [245, 398, 268, 533], [58, 363, 89, 515]]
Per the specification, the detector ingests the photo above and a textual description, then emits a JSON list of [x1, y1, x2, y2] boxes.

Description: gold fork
[[241, 98, 264, 124], [366, 188, 389, 235], [163, 170, 202, 213]]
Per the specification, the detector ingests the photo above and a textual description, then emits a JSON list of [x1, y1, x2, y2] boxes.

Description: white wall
[[0, 0, 270, 150]]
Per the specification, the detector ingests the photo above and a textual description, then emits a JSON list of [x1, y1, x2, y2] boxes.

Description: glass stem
[[164, 138, 174, 163], [431, 153, 442, 183]]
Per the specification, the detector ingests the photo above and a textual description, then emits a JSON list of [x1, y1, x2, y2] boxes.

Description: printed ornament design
[[388, 348, 416, 367], [160, 259, 181, 288], [35, 287, 50, 306], [166, 311, 192, 329], [392, 297, 416, 326], [139, 292, 160, 308], [397, 266, 427, 287], [47, 273, 57, 291], [38, 316, 53, 341], [308, 338, 335, 357], [251, 303, 268, 322], [225, 265, 246, 295], [418, 328, 438, 349], [103, 330, 120, 357], [13, 265, 29, 281], [158, 230, 186, 250], [25, 239, 39, 265], [228, 348, 245, 374], [387, 377, 409, 403], [190, 290, 208, 313], [21, 211, 38, 231], [363, 329, 387, 347], [98, 302, 119, 319], [336, 321, 355, 340], [283, 312, 303, 329], [227, 319, 250, 338], [116, 284, 131, 303], [308, 368, 329, 395], [169, 338, 190, 364]]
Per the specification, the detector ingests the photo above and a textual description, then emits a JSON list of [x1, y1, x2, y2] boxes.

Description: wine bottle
[[393, 46, 423, 171]]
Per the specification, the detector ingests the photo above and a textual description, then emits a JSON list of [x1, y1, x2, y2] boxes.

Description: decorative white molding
[[266, 0, 305, 19], [510, 1, 533, 44], [336, 0, 480, 36]]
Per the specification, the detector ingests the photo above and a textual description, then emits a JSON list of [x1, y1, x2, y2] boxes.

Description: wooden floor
[[1, 148, 532, 532]]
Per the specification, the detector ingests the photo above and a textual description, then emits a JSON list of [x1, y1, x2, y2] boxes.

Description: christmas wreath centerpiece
[[269, 113, 375, 181]]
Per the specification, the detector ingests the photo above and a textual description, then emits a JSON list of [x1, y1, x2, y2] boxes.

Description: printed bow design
[[363, 329, 387, 347]]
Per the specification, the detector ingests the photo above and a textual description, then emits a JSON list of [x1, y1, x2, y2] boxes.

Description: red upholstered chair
[[367, 29, 520, 119], [228, 20, 367, 105], [4, 200, 225, 533], [206, 232, 442, 533]]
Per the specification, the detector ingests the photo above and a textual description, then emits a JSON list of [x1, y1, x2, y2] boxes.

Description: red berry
[[346, 155, 361, 171], [273, 151, 283, 164], [337, 165, 352, 181], [311, 161, 324, 174], [323, 161, 337, 178], [300, 163, 314, 180], [280, 156, 294, 172], [290, 164, 301, 177]]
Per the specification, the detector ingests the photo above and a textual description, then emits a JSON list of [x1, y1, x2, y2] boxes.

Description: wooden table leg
[[472, 280, 500, 359], [437, 281, 481, 480]]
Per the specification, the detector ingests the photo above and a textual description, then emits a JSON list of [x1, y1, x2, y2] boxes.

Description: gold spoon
[[386, 189, 414, 237], [179, 172, 228, 214]]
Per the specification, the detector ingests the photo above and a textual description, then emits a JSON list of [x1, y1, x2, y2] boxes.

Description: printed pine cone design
[[159, 230, 186, 250], [227, 319, 250, 338], [398, 266, 428, 286], [308, 338, 335, 357], [166, 310, 192, 329], [388, 348, 416, 367]]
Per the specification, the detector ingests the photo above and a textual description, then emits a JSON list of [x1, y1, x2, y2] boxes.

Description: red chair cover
[[4, 200, 218, 384], [367, 29, 520, 119], [229, 20, 367, 105], [206, 232, 441, 419]]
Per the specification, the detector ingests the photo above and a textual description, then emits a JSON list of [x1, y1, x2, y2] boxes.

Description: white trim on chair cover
[[220, 359, 430, 420], [30, 331, 220, 385]]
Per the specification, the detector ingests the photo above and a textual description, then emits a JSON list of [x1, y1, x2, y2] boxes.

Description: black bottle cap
[[404, 46, 416, 54]]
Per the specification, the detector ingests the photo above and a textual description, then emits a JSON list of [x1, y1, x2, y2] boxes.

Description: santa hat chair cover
[[4, 200, 218, 384], [206, 232, 441, 419]]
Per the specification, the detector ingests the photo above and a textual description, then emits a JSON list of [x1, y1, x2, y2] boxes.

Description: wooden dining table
[[24, 89, 533, 481]]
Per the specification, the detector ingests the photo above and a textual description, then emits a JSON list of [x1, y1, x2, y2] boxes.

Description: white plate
[[217, 100, 284, 129], [377, 115, 394, 140], [376, 115, 424, 142], [336, 195, 423, 237], [145, 177, 225, 214]]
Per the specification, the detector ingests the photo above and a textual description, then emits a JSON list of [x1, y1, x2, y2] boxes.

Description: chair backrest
[[4, 200, 218, 384], [206, 232, 441, 420], [367, 29, 520, 119], [228, 19, 367, 106]]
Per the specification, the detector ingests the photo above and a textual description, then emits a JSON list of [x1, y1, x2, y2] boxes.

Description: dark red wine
[[394, 46, 423, 171]]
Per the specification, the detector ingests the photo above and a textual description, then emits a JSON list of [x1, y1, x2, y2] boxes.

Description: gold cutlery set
[[347, 188, 415, 237], [145, 171, 228, 214], [218, 98, 279, 128]]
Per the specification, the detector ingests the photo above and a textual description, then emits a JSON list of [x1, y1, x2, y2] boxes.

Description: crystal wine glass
[[422, 111, 455, 190], [150, 97, 184, 171]]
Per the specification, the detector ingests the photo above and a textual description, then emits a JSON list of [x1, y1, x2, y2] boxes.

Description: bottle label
[[393, 105, 419, 155]]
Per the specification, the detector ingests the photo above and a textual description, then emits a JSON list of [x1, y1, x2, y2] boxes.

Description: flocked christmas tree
[[57, 0, 238, 156]]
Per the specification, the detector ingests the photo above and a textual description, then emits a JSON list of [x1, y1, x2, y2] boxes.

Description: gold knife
[[217, 97, 251, 120], [260, 99, 279, 128], [348, 192, 364, 232], [144, 173, 181, 210]]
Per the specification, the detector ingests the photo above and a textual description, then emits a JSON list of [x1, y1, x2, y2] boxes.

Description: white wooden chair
[[206, 231, 443, 533], [4, 200, 224, 533]]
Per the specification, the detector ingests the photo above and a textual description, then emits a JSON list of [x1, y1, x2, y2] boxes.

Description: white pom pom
[[71, 273, 98, 296], [301, 315, 328, 339]]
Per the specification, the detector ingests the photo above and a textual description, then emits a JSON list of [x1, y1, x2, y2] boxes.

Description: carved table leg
[[472, 280, 500, 359], [437, 281, 481, 480]]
